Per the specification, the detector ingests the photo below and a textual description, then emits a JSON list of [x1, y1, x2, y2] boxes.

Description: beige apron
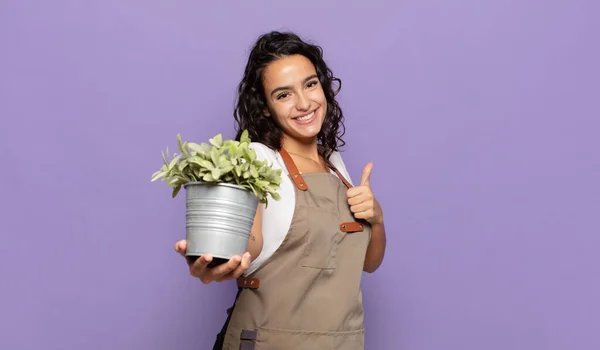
[[220, 148, 371, 350]]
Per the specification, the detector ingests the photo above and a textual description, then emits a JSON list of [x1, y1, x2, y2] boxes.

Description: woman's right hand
[[174, 240, 252, 284]]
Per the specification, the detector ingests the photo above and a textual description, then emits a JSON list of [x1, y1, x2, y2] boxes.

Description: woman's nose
[[295, 93, 311, 111]]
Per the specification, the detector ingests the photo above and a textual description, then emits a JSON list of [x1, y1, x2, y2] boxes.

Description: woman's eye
[[306, 80, 318, 88], [277, 92, 289, 100]]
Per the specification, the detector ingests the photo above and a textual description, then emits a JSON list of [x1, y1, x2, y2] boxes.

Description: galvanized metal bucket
[[183, 182, 258, 261]]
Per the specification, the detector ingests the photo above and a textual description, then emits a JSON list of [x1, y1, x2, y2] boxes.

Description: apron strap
[[279, 148, 308, 191], [328, 161, 369, 233], [328, 164, 353, 189], [237, 277, 260, 289], [239, 329, 257, 350], [212, 288, 243, 350]]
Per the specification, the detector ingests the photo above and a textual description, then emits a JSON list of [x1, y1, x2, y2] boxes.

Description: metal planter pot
[[183, 182, 258, 263]]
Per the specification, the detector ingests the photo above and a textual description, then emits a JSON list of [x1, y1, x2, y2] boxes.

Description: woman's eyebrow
[[270, 74, 318, 97]]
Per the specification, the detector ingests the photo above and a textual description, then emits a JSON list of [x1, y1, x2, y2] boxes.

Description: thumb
[[360, 162, 373, 186]]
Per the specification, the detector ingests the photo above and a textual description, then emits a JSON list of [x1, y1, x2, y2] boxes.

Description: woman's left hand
[[347, 162, 383, 225]]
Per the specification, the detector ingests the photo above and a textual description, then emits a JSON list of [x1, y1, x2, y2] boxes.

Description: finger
[[360, 162, 373, 186], [353, 210, 374, 221], [224, 252, 252, 280], [348, 193, 371, 206], [346, 186, 369, 198], [210, 255, 243, 282], [351, 202, 372, 214], [190, 254, 212, 277], [174, 240, 187, 256]]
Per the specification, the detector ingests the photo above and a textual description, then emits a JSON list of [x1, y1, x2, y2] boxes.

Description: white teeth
[[296, 112, 315, 121]]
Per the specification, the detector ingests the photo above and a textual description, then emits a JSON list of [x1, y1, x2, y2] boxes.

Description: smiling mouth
[[293, 109, 317, 123]]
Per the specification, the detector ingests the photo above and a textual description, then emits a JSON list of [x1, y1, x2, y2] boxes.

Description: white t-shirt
[[245, 142, 354, 276]]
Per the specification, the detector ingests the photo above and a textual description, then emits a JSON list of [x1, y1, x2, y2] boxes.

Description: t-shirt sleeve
[[330, 151, 354, 186], [249, 142, 283, 172], [244, 142, 294, 276]]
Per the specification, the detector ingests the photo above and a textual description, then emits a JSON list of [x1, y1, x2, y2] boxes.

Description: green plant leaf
[[168, 154, 181, 170], [210, 147, 220, 165], [250, 165, 259, 178], [188, 142, 211, 156], [223, 140, 239, 148], [219, 157, 231, 168], [188, 156, 214, 170], [220, 165, 233, 174], [161, 149, 169, 166], [209, 134, 223, 148], [151, 170, 166, 182], [172, 185, 182, 198], [240, 129, 250, 144], [177, 134, 185, 153], [179, 159, 189, 171], [167, 177, 180, 187], [230, 144, 242, 159], [211, 168, 221, 180], [256, 180, 270, 188]]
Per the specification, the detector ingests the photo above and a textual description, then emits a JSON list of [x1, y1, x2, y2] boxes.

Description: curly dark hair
[[233, 31, 345, 160]]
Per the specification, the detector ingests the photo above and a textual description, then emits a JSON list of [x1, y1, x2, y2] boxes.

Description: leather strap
[[237, 277, 260, 289], [239, 341, 255, 350], [279, 148, 308, 191], [241, 329, 257, 340], [329, 164, 353, 189], [239, 329, 257, 350], [340, 222, 364, 233]]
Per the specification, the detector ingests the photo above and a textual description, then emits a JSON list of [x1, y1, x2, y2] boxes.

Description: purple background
[[1, 1, 599, 349]]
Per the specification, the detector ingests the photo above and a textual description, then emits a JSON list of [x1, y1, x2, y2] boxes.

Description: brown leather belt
[[237, 277, 260, 289]]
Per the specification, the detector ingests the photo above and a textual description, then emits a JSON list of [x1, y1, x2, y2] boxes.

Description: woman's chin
[[282, 130, 321, 146]]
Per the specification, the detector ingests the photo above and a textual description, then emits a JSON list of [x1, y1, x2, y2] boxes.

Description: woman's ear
[[263, 108, 271, 117]]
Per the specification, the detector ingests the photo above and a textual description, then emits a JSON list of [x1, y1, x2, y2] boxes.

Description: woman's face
[[261, 54, 327, 144]]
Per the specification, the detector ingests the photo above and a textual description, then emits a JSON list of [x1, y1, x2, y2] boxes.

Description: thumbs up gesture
[[347, 162, 383, 225]]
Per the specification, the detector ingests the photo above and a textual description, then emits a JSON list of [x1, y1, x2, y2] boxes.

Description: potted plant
[[151, 130, 282, 267]]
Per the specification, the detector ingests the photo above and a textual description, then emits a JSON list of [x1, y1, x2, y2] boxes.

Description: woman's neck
[[280, 135, 320, 163]]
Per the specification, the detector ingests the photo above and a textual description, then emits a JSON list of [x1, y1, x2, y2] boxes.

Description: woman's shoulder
[[248, 142, 288, 174], [249, 142, 277, 160], [328, 150, 345, 164], [329, 150, 354, 186], [248, 141, 272, 151]]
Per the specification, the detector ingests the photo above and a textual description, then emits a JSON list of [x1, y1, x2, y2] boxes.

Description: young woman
[[175, 31, 387, 350]]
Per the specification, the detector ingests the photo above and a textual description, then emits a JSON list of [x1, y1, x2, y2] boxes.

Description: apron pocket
[[301, 208, 344, 269], [255, 327, 364, 350]]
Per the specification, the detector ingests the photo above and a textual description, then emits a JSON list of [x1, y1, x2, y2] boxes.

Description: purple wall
[[1, 1, 598, 349]]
